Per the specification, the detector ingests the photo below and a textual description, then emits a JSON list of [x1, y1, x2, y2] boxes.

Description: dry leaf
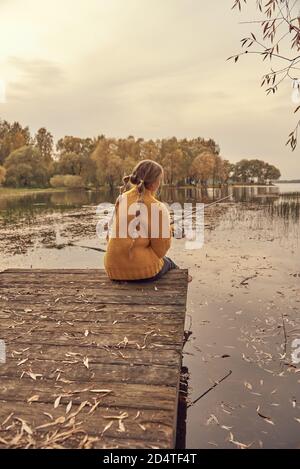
[[256, 406, 275, 425], [66, 401, 89, 420], [229, 432, 252, 449], [244, 381, 253, 390], [66, 401, 72, 414], [17, 358, 29, 366], [101, 420, 113, 436], [118, 420, 126, 433], [27, 395, 39, 403], [1, 412, 14, 427], [54, 396, 62, 409], [16, 418, 33, 435], [83, 357, 89, 369], [36, 416, 66, 430], [103, 412, 128, 420], [27, 371, 42, 381]]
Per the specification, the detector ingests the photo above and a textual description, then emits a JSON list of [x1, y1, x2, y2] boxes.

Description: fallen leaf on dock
[[118, 420, 126, 432], [36, 416, 66, 430], [54, 396, 62, 409], [15, 418, 33, 435], [103, 412, 128, 421], [27, 395, 39, 403], [66, 401, 72, 414], [17, 358, 29, 366], [26, 371, 42, 381], [83, 357, 89, 369], [101, 421, 113, 436], [1, 413, 14, 427]]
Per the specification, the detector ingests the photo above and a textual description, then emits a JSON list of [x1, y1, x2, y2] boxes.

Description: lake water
[[1, 183, 300, 225], [0, 183, 300, 449]]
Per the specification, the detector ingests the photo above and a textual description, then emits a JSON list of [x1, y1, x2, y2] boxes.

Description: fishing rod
[[171, 194, 232, 224], [52, 241, 107, 253], [56, 195, 233, 253], [205, 194, 232, 208]]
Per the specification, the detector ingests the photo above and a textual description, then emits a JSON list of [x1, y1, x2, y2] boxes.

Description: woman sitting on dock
[[104, 159, 178, 281]]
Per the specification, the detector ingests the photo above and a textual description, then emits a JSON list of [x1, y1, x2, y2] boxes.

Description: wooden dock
[[0, 269, 188, 449]]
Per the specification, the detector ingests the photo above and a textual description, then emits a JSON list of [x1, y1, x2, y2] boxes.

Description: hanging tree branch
[[229, 0, 300, 150]]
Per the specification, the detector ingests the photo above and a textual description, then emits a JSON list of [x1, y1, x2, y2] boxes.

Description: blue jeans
[[136, 256, 179, 283]]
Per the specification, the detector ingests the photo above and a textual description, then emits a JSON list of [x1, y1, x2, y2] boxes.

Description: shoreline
[[0, 182, 279, 198]]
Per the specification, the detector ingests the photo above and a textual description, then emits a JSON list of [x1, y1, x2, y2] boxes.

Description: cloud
[[6, 57, 64, 100]]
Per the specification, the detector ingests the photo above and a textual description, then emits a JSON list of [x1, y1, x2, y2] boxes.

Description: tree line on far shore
[[0, 120, 281, 190]]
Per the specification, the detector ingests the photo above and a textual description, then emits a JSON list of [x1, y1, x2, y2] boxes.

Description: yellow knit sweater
[[104, 187, 171, 280]]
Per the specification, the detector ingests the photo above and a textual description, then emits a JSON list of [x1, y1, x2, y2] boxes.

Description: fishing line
[[66, 195, 233, 253]]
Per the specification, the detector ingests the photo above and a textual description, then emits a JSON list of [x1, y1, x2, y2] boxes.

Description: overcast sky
[[0, 0, 299, 178]]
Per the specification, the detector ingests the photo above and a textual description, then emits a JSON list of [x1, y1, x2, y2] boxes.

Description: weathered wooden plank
[[0, 402, 174, 448], [0, 278, 187, 290], [5, 343, 181, 366], [0, 310, 184, 326], [1, 325, 184, 348], [1, 317, 183, 335], [0, 359, 179, 386], [0, 293, 186, 306], [0, 378, 177, 411], [2, 269, 188, 277], [0, 302, 184, 314]]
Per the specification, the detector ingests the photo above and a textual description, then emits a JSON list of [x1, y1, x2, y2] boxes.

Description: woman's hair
[[119, 160, 163, 258], [121, 159, 163, 198]]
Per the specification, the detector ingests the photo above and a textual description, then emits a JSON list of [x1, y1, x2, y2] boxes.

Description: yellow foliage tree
[[0, 165, 6, 185]]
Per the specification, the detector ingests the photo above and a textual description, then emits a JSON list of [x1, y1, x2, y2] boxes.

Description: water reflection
[[0, 183, 300, 224]]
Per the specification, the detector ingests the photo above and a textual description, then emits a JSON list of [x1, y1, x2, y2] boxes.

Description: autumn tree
[[229, 0, 300, 149], [117, 136, 142, 162], [0, 165, 6, 185], [34, 127, 54, 168], [219, 159, 235, 183], [92, 139, 123, 190], [56, 136, 97, 186], [123, 156, 137, 175], [4, 146, 50, 188], [57, 136, 96, 156], [189, 152, 216, 187], [232, 158, 281, 182], [264, 163, 281, 181], [140, 139, 161, 163], [55, 152, 86, 177], [0, 120, 31, 164], [160, 138, 188, 185], [162, 149, 187, 185], [232, 159, 254, 182]]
